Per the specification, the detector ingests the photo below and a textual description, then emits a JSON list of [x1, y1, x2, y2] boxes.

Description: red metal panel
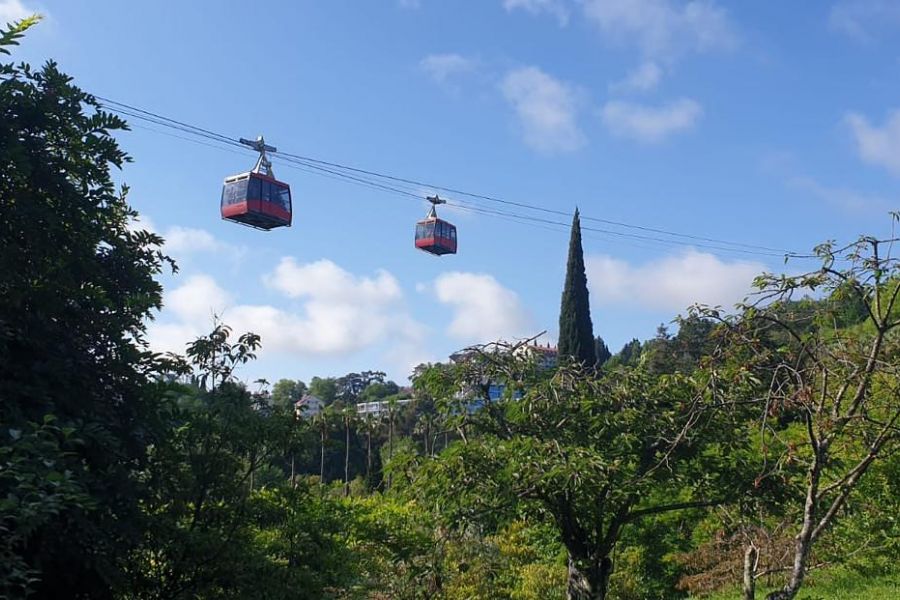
[[259, 201, 292, 224], [221, 201, 249, 218]]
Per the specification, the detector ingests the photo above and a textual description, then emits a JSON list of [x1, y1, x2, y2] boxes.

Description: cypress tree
[[594, 336, 612, 367], [558, 209, 597, 367]]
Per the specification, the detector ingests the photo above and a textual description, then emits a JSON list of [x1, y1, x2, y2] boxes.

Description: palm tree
[[342, 406, 356, 497], [313, 406, 334, 485], [385, 396, 400, 489], [356, 411, 381, 489]]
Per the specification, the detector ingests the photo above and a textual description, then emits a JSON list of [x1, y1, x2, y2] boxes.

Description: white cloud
[[166, 274, 232, 321], [788, 175, 892, 213], [582, 0, 736, 60], [265, 257, 403, 305], [503, 0, 570, 26], [500, 66, 585, 153], [829, 0, 900, 42], [845, 110, 900, 176], [586, 250, 763, 312], [420, 53, 477, 84], [432, 272, 532, 343], [600, 98, 702, 142], [148, 275, 233, 355], [149, 259, 428, 366], [126, 218, 246, 265], [164, 226, 241, 256], [127, 214, 156, 234], [257, 258, 417, 355], [0, 0, 35, 24], [760, 152, 892, 214], [610, 61, 663, 93]]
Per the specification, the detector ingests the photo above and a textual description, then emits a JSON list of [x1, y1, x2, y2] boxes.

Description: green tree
[[0, 17, 175, 598], [594, 336, 612, 368], [416, 343, 749, 600], [126, 325, 350, 599], [313, 407, 329, 483], [385, 395, 401, 489], [271, 378, 307, 410], [341, 406, 357, 496], [697, 231, 900, 600], [336, 370, 386, 404], [356, 412, 381, 488], [359, 379, 401, 403], [308, 376, 338, 405], [269, 379, 308, 486], [558, 209, 596, 367], [606, 338, 642, 369]]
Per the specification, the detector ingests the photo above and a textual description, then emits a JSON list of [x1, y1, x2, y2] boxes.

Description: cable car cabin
[[221, 172, 292, 230], [415, 217, 457, 256]]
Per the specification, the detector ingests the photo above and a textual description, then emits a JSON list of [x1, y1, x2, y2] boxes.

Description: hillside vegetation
[[2, 17, 899, 600]]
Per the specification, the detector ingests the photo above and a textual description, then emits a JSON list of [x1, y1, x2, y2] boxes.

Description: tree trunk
[[365, 428, 372, 484], [742, 544, 758, 600], [319, 426, 326, 484], [344, 417, 350, 497], [387, 412, 394, 489], [567, 555, 612, 600], [290, 452, 295, 488], [766, 441, 825, 600]]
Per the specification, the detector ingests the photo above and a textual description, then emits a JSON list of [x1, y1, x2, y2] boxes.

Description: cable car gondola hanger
[[220, 136, 293, 231], [415, 195, 457, 256]]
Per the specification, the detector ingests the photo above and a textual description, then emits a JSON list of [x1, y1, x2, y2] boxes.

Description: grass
[[697, 569, 900, 600]]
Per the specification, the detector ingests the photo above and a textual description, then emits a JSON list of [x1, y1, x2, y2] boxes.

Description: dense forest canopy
[[2, 17, 899, 600]]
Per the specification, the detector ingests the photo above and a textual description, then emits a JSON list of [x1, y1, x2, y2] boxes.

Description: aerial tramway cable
[[94, 95, 808, 260]]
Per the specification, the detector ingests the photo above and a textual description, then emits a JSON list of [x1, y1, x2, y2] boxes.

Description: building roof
[[524, 344, 558, 354]]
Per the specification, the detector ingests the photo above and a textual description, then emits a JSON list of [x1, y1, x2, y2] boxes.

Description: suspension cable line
[[94, 95, 807, 259]]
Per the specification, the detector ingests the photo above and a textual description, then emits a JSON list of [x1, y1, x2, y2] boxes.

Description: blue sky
[[6, 0, 900, 384]]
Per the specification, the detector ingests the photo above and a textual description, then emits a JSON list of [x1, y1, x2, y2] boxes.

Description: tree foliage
[[558, 209, 597, 367], [694, 230, 900, 600], [4, 17, 900, 600], [271, 378, 307, 411], [414, 341, 752, 600], [0, 16, 175, 597]]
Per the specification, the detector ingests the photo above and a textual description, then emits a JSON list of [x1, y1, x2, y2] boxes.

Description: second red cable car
[[415, 195, 457, 256]]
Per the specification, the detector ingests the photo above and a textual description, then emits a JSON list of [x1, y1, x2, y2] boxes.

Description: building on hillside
[[515, 342, 558, 370], [294, 394, 324, 419], [450, 342, 558, 372], [448, 340, 558, 408], [356, 398, 413, 419]]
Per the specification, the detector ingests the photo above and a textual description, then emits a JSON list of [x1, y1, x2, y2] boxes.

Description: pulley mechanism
[[240, 136, 277, 178]]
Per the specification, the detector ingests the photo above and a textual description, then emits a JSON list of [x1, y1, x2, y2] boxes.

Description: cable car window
[[248, 176, 261, 200], [450, 226, 456, 240], [221, 179, 248, 206], [277, 185, 291, 210]]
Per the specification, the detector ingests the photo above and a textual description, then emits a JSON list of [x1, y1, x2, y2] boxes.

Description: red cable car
[[415, 195, 457, 256], [221, 136, 292, 230]]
